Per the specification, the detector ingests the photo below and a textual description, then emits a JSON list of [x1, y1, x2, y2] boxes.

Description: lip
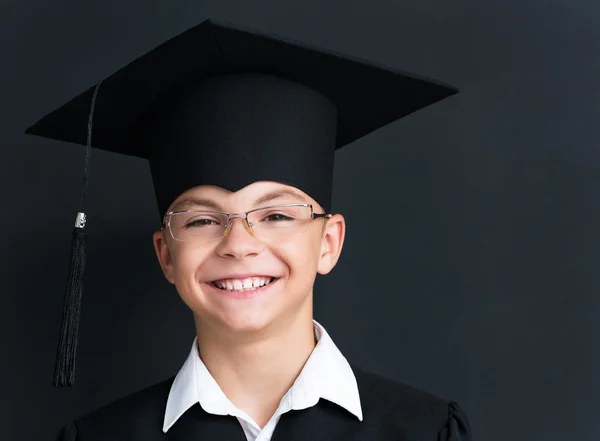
[[207, 274, 277, 282], [202, 277, 280, 300]]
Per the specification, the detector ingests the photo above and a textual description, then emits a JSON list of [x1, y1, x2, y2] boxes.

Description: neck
[[193, 304, 316, 427]]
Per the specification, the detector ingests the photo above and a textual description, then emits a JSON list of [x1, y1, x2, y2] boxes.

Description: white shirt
[[163, 320, 363, 441]]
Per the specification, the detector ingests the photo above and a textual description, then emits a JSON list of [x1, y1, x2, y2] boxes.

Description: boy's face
[[152, 181, 345, 335]]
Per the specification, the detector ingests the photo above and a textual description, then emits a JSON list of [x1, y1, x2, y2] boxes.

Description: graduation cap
[[25, 19, 458, 387]]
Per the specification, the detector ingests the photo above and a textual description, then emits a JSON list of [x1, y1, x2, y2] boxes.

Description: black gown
[[55, 366, 472, 441]]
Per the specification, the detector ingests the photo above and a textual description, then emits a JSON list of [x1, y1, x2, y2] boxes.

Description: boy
[[28, 19, 472, 441]]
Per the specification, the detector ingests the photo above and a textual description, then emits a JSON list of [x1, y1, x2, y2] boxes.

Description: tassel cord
[[53, 80, 103, 387]]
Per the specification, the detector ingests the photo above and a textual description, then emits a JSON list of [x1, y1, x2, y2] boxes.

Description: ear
[[153, 229, 176, 284], [317, 213, 346, 275]]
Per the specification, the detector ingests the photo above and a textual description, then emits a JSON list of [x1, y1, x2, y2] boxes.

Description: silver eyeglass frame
[[161, 203, 332, 242]]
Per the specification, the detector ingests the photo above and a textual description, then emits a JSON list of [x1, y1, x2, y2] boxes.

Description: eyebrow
[[170, 189, 307, 212], [170, 197, 222, 211], [252, 189, 307, 206]]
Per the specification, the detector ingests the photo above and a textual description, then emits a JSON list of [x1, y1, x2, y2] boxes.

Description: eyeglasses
[[162, 203, 331, 244]]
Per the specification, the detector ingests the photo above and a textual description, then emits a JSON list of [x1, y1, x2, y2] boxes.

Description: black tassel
[[53, 217, 88, 387], [53, 80, 103, 387]]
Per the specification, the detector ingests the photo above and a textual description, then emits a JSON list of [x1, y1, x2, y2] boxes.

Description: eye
[[263, 213, 294, 222], [184, 218, 221, 228]]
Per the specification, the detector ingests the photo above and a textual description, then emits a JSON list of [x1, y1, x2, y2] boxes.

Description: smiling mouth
[[209, 277, 278, 292]]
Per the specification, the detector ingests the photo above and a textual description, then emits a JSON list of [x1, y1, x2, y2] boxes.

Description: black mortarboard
[[25, 19, 458, 387]]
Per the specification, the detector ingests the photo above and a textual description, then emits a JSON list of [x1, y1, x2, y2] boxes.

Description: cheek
[[275, 234, 322, 280], [170, 245, 209, 293]]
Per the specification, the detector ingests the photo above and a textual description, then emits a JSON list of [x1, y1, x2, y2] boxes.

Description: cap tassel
[[53, 80, 103, 387], [53, 214, 87, 387]]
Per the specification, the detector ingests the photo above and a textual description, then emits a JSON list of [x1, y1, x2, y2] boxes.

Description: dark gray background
[[2, 1, 599, 440]]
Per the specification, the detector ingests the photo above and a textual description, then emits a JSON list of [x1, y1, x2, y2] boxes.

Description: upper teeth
[[213, 277, 273, 291]]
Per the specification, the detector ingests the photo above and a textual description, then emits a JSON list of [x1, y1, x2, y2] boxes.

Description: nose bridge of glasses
[[224, 213, 253, 236]]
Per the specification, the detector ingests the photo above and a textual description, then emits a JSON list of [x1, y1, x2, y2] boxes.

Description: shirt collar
[[163, 320, 363, 433]]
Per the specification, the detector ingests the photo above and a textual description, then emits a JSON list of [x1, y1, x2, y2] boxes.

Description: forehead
[[168, 181, 319, 211]]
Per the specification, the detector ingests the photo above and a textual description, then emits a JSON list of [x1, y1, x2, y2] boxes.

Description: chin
[[210, 310, 280, 336], [185, 293, 275, 333]]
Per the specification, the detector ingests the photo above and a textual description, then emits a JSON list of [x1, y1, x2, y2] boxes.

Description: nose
[[216, 217, 264, 259]]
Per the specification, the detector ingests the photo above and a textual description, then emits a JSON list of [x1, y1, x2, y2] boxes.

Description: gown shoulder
[[352, 366, 472, 440], [54, 376, 175, 441]]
